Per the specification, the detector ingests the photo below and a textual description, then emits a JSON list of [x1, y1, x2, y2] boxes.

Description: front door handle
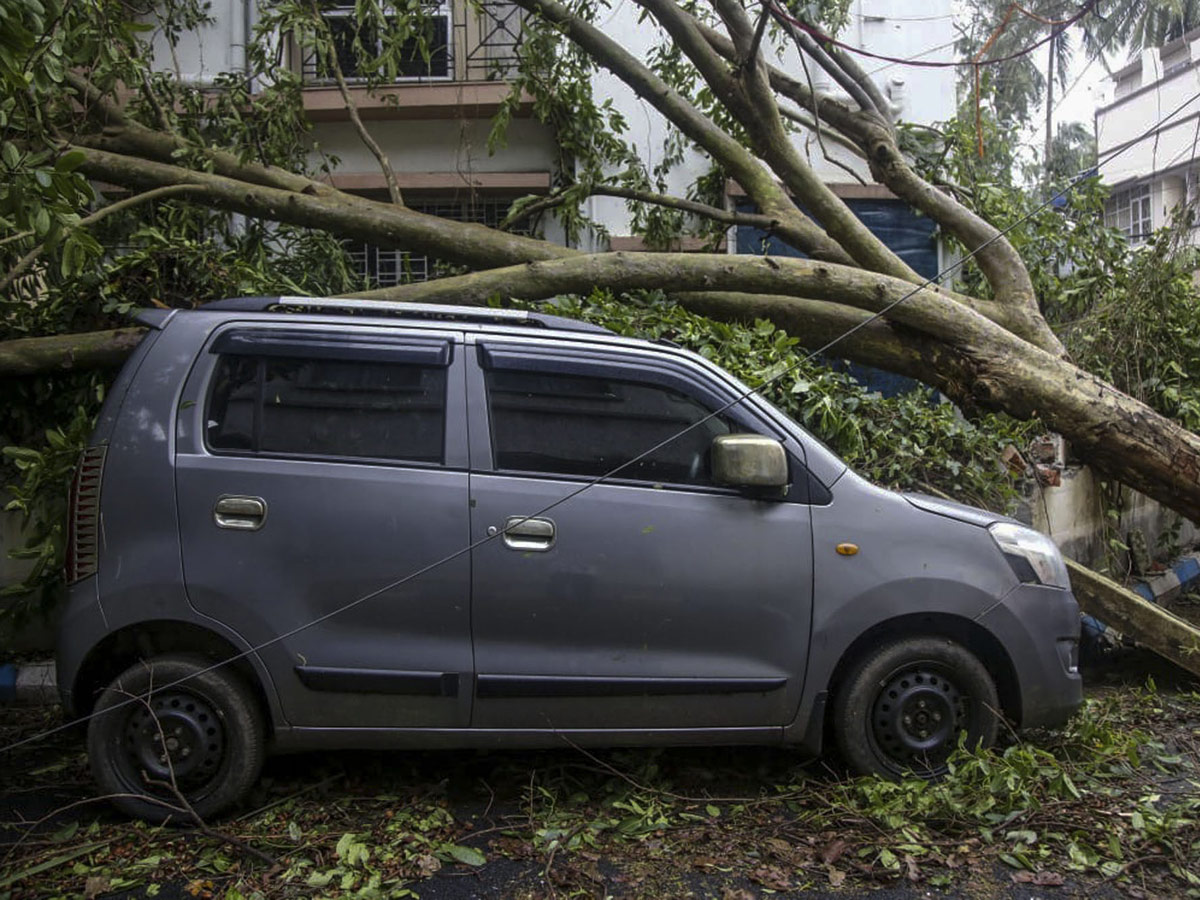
[[502, 516, 555, 551], [214, 495, 267, 531]]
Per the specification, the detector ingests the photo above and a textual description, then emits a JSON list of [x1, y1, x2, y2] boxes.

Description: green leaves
[[1, 139, 19, 169], [442, 844, 486, 866]]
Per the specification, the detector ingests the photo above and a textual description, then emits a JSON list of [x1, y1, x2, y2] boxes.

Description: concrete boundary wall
[[1017, 463, 1199, 571]]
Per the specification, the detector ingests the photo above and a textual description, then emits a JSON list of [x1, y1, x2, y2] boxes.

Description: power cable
[[4, 79, 1199, 762]]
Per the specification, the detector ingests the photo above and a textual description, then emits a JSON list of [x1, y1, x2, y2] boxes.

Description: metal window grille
[[461, 0, 526, 81], [303, 4, 452, 83], [348, 197, 530, 287]]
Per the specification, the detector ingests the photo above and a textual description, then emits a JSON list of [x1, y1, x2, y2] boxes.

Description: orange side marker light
[[836, 543, 859, 556]]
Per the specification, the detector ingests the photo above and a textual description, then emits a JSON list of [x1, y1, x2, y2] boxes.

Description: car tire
[[87, 654, 265, 823], [833, 637, 1000, 779]]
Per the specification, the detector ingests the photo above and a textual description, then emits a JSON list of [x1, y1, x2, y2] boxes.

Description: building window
[[347, 197, 530, 287], [304, 4, 452, 82], [1114, 71, 1142, 99], [1105, 183, 1153, 244]]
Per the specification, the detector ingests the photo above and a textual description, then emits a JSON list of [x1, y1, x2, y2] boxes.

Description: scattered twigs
[[542, 820, 587, 897]]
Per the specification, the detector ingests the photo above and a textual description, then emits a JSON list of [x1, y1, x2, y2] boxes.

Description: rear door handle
[[214, 495, 267, 531], [502, 516, 555, 551]]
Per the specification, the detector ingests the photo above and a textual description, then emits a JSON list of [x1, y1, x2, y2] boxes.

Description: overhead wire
[[4, 65, 1199, 765]]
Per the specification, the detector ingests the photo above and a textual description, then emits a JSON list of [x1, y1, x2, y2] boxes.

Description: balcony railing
[[301, 0, 525, 85]]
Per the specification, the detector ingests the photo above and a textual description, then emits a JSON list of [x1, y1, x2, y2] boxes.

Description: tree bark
[[0, 328, 147, 376], [1066, 559, 1200, 677]]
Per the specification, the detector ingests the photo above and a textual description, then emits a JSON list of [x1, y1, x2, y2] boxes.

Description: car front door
[[174, 324, 472, 729], [466, 339, 815, 732]]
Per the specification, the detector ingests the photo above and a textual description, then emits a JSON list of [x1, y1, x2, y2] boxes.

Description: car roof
[[198, 296, 614, 336]]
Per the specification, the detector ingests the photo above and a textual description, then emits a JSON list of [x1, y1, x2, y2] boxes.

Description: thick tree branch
[[710, 0, 758, 57], [350, 251, 1019, 344], [502, 184, 791, 240], [511, 0, 852, 264], [69, 143, 573, 268], [816, 31, 896, 129], [0, 328, 147, 376], [65, 71, 337, 199], [637, 0, 921, 282], [699, 25, 1058, 349], [769, 8, 885, 121]]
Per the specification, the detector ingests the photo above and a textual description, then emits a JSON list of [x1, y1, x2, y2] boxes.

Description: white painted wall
[[1022, 466, 1199, 570], [1096, 44, 1200, 187], [310, 118, 559, 176], [150, 0, 250, 84]]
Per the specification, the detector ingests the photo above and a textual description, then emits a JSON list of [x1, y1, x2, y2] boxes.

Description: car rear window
[[206, 354, 447, 464]]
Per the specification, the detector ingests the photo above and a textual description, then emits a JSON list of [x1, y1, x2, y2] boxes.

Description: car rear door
[[174, 323, 471, 729], [465, 337, 815, 732]]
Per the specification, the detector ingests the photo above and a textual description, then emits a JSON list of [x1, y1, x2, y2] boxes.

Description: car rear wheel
[[87, 654, 265, 823], [833, 637, 1001, 779]]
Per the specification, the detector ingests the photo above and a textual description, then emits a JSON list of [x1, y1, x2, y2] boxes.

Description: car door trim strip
[[295, 666, 459, 697], [475, 674, 787, 699]]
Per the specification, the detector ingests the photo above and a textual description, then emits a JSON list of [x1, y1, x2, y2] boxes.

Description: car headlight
[[988, 522, 1070, 589]]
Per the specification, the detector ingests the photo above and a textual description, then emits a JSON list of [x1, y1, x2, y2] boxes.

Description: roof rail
[[201, 296, 612, 335]]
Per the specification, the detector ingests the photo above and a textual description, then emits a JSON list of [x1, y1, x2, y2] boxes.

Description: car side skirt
[[270, 726, 786, 753]]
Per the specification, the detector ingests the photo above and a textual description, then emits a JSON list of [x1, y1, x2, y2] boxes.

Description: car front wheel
[[833, 637, 1001, 779], [87, 654, 265, 823]]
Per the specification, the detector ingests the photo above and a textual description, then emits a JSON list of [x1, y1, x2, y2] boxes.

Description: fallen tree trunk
[[1066, 559, 1200, 678], [7, 253, 1200, 525], [0, 328, 147, 377]]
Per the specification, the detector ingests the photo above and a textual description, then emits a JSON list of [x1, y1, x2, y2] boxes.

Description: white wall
[[1097, 42, 1200, 186], [310, 118, 559, 176], [150, 0, 249, 84], [1022, 465, 1199, 570]]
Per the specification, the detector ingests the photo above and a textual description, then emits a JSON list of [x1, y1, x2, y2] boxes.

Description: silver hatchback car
[[57, 297, 1083, 821]]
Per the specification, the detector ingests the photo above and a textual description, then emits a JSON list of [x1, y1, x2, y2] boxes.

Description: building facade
[[1096, 28, 1200, 245], [152, 0, 956, 285]]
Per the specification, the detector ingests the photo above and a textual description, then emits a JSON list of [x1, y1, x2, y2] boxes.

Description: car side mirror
[[711, 434, 789, 491]]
